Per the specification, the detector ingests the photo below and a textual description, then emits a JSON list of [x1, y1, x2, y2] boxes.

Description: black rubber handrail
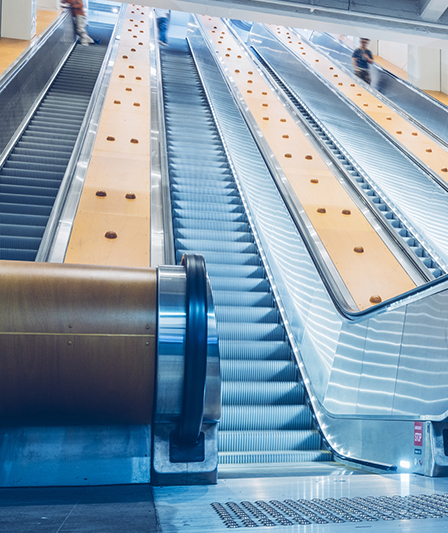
[[176, 253, 208, 446]]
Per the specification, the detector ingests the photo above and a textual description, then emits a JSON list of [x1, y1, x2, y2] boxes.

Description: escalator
[[160, 39, 331, 467], [0, 44, 107, 261]]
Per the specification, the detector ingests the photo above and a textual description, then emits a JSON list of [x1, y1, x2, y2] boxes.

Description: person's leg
[[159, 17, 168, 44]]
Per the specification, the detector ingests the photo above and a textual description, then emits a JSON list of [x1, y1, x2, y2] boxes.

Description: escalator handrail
[[176, 253, 208, 446]]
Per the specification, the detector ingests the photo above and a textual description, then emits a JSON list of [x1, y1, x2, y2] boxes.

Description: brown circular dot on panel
[[377, 104, 383, 108], [350, 83, 355, 87], [280, 118, 286, 122], [237, 55, 241, 58], [214, 26, 217, 28], [107, 136, 115, 141], [130, 138, 139, 144], [122, 55, 128, 59], [131, 48, 136, 51], [305, 155, 313, 160], [138, 42, 143, 45], [300, 47, 304, 50], [128, 29, 132, 32], [338, 82, 343, 86], [136, 76, 142, 80], [442, 167, 448, 172], [218, 40, 222, 44], [227, 47, 231, 50], [126, 87, 132, 91], [134, 24, 138, 27], [302, 52, 306, 55], [247, 90, 252, 93], [310, 178, 319, 184], [342, 209, 351, 215], [140, 20, 144, 23], [357, 93, 362, 96], [212, 30, 216, 33], [131, 10, 134, 13], [282, 134, 289, 139], [95, 190, 107, 197], [386, 116, 392, 120], [119, 74, 125, 78], [333, 74, 338, 77], [298, 41, 302, 44], [105, 231, 118, 239], [370, 295, 382, 304], [262, 92, 267, 95], [412, 132, 418, 136], [363, 103, 368, 106], [248, 80, 253, 83], [263, 117, 269, 121], [284, 153, 292, 158], [225, 54, 230, 57], [113, 100, 121, 105], [140, 30, 144, 33], [396, 130, 402, 134], [317, 207, 326, 214], [130, 18, 133, 21], [248, 71, 253, 75], [125, 193, 136, 200], [329, 67, 334, 70], [129, 65, 135, 69], [353, 246, 364, 253], [426, 148, 432, 153], [133, 35, 137, 38], [133, 102, 140, 107], [262, 103, 268, 107], [315, 59, 319, 62]]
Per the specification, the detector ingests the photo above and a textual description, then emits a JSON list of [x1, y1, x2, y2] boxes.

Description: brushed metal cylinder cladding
[[0, 261, 157, 426]]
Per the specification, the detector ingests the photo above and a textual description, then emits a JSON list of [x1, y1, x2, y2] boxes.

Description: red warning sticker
[[414, 421, 423, 447]]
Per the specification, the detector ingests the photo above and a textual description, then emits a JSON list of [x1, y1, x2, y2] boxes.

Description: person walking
[[155, 9, 170, 46], [63, 0, 94, 46], [352, 38, 373, 84]]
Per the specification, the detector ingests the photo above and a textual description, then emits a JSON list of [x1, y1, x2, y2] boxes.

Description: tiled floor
[[0, 485, 160, 533]]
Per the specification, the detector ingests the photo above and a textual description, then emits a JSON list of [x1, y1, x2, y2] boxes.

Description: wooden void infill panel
[[271, 27, 448, 185], [65, 4, 150, 268], [200, 16, 416, 311]]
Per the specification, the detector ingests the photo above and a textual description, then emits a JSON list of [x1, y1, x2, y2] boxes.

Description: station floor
[[0, 9, 61, 75], [4, 471, 448, 532]]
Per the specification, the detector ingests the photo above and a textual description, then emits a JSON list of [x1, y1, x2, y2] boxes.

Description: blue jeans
[[157, 17, 168, 44]]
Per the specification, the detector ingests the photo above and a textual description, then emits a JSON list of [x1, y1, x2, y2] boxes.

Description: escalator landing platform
[[154, 471, 448, 532]]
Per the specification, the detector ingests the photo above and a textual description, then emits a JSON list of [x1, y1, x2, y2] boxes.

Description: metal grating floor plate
[[154, 472, 448, 532]]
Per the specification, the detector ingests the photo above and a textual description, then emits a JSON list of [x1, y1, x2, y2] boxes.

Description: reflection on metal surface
[[154, 264, 220, 484], [305, 30, 448, 148], [249, 24, 448, 270], [0, 11, 74, 159], [46, 7, 126, 263], [150, 9, 175, 267], [191, 17, 448, 474]]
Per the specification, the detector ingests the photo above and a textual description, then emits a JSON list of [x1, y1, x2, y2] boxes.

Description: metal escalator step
[[176, 238, 257, 255], [0, 169, 63, 180], [0, 235, 41, 250], [174, 228, 252, 243], [206, 264, 263, 278], [220, 405, 312, 431], [217, 321, 285, 342], [219, 430, 320, 451], [173, 219, 250, 234], [171, 184, 238, 196], [172, 200, 244, 213], [222, 381, 305, 405], [218, 340, 290, 360], [0, 184, 59, 198], [218, 450, 332, 465], [172, 192, 241, 205], [4, 160, 67, 173], [220, 360, 295, 381], [0, 248, 38, 261], [212, 292, 273, 307], [210, 276, 268, 291], [0, 212, 48, 226], [215, 305, 278, 324], [0, 202, 52, 216], [173, 209, 246, 223], [0, 223, 45, 238], [176, 250, 260, 265]]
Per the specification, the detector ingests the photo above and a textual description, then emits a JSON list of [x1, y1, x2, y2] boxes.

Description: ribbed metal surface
[[160, 38, 331, 466], [0, 45, 106, 261]]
